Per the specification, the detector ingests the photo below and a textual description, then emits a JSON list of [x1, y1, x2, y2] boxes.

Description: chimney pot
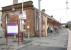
[[13, 0, 18, 4]]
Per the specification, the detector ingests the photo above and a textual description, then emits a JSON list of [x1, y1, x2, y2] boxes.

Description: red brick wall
[[2, 7, 35, 37], [26, 7, 35, 36]]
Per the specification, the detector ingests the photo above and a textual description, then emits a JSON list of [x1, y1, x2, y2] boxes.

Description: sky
[[0, 0, 71, 23]]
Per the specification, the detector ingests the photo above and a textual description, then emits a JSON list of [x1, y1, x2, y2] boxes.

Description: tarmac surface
[[0, 27, 69, 50], [17, 28, 68, 50], [17, 45, 67, 50]]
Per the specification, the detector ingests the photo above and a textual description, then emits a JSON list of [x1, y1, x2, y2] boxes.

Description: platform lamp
[[38, 0, 42, 37]]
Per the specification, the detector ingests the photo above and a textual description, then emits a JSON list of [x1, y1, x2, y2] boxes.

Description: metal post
[[18, 0, 24, 44], [38, 0, 41, 37], [22, 0, 24, 14]]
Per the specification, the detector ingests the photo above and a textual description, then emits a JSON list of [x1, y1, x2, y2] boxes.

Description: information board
[[7, 25, 18, 35]]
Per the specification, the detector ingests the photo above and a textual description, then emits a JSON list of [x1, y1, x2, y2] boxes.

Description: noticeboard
[[7, 25, 18, 35]]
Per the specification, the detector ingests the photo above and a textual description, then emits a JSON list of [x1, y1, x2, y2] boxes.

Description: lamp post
[[22, 0, 24, 14], [38, 0, 42, 37]]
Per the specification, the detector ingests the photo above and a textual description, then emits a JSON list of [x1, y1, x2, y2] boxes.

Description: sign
[[19, 11, 26, 19], [7, 25, 18, 35]]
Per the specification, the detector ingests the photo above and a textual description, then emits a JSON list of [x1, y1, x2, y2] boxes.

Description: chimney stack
[[13, 0, 18, 4], [51, 15, 53, 18], [42, 9, 45, 13]]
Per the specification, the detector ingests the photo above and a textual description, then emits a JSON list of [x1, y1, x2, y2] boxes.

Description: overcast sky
[[0, 0, 71, 23]]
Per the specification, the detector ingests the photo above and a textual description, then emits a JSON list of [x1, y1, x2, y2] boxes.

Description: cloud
[[0, 0, 71, 23]]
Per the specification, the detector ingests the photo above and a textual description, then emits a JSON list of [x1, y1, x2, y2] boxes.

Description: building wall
[[26, 7, 35, 36], [44, 16, 48, 37], [47, 17, 61, 33], [2, 11, 19, 36], [2, 4, 35, 37], [34, 9, 39, 36], [41, 12, 48, 37]]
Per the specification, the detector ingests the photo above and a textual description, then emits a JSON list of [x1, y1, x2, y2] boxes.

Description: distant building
[[2, 1, 61, 37]]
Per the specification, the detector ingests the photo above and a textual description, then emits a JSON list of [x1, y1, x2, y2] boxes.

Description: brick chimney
[[13, 0, 18, 4], [42, 9, 45, 13], [51, 15, 53, 18]]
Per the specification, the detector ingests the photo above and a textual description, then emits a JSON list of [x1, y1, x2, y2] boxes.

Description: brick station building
[[2, 1, 61, 37]]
